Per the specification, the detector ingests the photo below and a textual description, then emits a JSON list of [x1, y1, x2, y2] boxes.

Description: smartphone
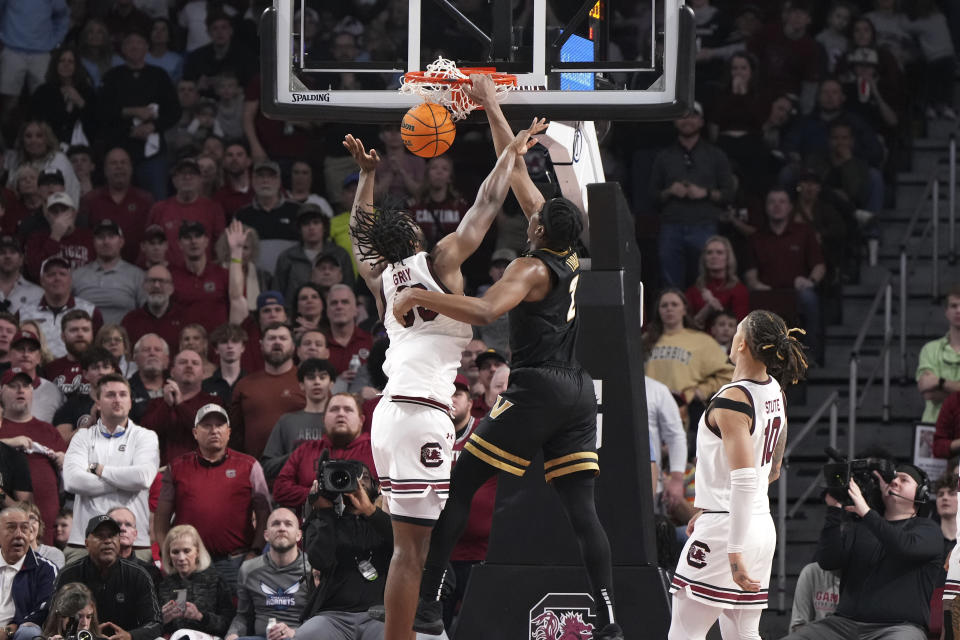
[[175, 589, 187, 614]]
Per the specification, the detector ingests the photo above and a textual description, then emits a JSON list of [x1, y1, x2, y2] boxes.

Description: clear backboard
[[260, 0, 695, 123]]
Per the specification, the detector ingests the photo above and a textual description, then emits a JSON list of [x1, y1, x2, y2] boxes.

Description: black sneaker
[[593, 623, 625, 640], [367, 600, 445, 635]]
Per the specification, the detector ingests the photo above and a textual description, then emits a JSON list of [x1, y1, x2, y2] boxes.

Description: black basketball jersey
[[508, 248, 582, 368]]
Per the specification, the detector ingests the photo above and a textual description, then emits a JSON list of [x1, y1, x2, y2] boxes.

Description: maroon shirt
[[934, 392, 960, 459], [44, 356, 87, 396], [213, 182, 254, 220], [121, 301, 187, 354], [451, 417, 496, 562], [749, 222, 825, 289], [79, 186, 155, 263], [1, 417, 65, 545], [325, 327, 374, 374], [273, 433, 377, 508], [147, 197, 226, 267], [748, 24, 823, 97], [239, 316, 264, 373], [408, 195, 470, 247], [685, 278, 751, 321], [141, 391, 224, 465], [169, 262, 229, 333], [229, 367, 305, 458], [160, 449, 270, 555], [0, 187, 29, 236], [24, 228, 95, 281]]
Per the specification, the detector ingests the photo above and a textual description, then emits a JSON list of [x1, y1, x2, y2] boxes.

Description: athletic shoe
[[367, 600, 445, 635], [593, 623, 625, 639]]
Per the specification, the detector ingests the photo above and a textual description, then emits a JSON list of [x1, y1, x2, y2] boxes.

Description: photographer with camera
[[273, 393, 375, 510], [780, 464, 943, 640], [42, 582, 105, 640]]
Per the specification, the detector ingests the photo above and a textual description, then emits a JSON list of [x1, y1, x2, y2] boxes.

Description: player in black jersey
[[389, 75, 622, 640]]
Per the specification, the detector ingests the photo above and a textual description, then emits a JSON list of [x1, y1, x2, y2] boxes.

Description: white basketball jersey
[[380, 252, 472, 406], [694, 377, 786, 514]]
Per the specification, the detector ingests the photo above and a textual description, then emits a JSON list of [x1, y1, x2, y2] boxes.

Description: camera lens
[[330, 470, 351, 489]]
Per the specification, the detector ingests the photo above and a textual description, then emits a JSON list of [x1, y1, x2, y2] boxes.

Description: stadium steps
[[761, 121, 959, 632]]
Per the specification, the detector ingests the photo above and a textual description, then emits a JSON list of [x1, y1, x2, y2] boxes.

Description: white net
[[399, 57, 514, 121]]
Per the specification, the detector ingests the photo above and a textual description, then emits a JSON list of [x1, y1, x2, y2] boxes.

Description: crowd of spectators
[[0, 0, 958, 637]]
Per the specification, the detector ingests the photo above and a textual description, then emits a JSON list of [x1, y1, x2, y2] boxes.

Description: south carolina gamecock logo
[[686, 540, 710, 569], [529, 594, 595, 640], [420, 442, 443, 467]]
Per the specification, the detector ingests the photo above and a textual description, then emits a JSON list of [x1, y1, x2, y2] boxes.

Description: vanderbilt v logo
[[490, 396, 514, 419]]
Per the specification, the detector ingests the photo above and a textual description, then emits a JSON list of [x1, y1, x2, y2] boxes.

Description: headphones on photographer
[[895, 464, 931, 510]]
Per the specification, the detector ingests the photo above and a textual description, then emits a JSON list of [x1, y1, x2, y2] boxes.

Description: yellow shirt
[[645, 328, 734, 404]]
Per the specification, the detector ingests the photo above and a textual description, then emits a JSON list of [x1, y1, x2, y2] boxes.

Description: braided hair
[[540, 197, 584, 250], [743, 309, 809, 386], [350, 204, 421, 267]]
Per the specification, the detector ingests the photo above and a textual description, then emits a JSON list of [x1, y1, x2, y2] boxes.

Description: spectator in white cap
[[155, 402, 270, 592], [234, 160, 302, 273], [23, 192, 95, 281], [73, 219, 146, 325], [18, 255, 102, 359]]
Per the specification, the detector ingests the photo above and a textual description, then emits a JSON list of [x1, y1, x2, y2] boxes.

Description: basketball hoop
[[399, 57, 517, 121]]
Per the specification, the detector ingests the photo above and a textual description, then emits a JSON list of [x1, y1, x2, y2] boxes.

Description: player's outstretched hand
[[728, 552, 761, 592], [462, 73, 498, 105], [509, 118, 548, 156], [343, 134, 381, 172]]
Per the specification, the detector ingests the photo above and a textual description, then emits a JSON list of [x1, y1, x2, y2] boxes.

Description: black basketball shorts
[[463, 364, 599, 482]]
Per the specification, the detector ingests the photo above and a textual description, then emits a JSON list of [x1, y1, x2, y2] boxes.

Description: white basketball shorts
[[945, 545, 960, 601], [670, 510, 776, 609], [371, 397, 454, 525]]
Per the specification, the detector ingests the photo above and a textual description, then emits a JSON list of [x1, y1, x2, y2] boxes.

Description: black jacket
[[301, 505, 393, 617], [57, 557, 162, 640], [817, 507, 943, 628]]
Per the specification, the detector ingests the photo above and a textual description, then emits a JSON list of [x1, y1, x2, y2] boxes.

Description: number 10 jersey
[[694, 377, 787, 515], [381, 251, 472, 407]]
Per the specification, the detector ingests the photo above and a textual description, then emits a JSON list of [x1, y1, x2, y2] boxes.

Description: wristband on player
[[726, 467, 758, 554]]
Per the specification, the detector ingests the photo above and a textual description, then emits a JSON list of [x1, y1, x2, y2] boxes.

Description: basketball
[[400, 102, 456, 158]]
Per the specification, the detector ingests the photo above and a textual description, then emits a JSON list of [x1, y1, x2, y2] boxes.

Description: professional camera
[[821, 447, 895, 511], [318, 459, 366, 494]]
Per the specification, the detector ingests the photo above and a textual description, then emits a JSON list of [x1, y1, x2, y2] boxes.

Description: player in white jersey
[[343, 120, 543, 640], [668, 309, 808, 640]]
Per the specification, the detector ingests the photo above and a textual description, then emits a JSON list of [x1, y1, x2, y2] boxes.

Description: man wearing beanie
[[780, 463, 942, 640]]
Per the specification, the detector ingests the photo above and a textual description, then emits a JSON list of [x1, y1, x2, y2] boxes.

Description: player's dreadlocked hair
[[540, 197, 584, 250], [743, 309, 809, 387], [350, 204, 420, 267]]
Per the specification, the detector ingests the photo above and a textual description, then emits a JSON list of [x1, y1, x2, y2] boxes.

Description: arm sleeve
[[815, 506, 850, 570], [272, 446, 310, 508], [99, 429, 160, 492], [304, 510, 338, 572], [859, 510, 944, 562], [62, 430, 114, 496], [933, 394, 959, 458]]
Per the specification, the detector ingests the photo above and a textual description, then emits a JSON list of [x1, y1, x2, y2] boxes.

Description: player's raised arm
[[463, 74, 546, 218], [343, 134, 384, 290], [433, 118, 545, 273], [393, 256, 549, 326]]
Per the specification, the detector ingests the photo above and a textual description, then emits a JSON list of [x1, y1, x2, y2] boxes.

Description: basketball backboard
[[261, 0, 695, 123]]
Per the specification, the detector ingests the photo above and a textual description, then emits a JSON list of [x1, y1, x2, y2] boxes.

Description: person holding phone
[[42, 582, 106, 640], [157, 525, 235, 640]]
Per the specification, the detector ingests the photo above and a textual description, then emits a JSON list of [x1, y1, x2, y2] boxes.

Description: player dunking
[[668, 310, 807, 640], [390, 75, 623, 640], [342, 119, 542, 640]]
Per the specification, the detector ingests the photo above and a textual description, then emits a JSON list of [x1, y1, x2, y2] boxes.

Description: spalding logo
[[291, 93, 330, 103]]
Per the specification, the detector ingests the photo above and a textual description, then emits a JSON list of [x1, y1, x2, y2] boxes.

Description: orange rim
[[402, 70, 518, 87]]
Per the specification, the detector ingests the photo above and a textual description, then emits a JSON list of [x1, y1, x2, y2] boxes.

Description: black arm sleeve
[[304, 508, 338, 573]]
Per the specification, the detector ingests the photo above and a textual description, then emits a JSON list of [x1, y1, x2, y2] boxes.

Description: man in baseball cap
[[0, 234, 41, 316], [85, 514, 121, 538], [24, 192, 94, 280]]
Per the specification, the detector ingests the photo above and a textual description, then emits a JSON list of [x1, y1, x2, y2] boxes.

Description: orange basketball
[[400, 102, 456, 158]]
